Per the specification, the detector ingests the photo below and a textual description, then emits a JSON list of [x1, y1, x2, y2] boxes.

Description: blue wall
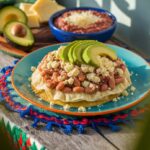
[[57, 0, 150, 58]]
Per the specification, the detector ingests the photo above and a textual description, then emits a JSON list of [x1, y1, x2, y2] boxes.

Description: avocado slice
[[0, 6, 27, 33], [4, 21, 34, 51], [60, 41, 80, 62], [72, 40, 104, 64], [68, 41, 83, 63], [82, 45, 117, 67]]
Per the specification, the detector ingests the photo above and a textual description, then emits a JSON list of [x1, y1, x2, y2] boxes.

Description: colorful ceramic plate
[[11, 43, 150, 116]]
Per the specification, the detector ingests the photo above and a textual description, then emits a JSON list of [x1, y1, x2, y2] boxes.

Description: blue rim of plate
[[11, 43, 150, 116]]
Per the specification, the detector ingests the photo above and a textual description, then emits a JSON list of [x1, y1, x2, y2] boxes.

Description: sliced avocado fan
[[60, 41, 80, 62], [82, 45, 117, 67], [72, 40, 104, 64], [59, 40, 117, 67]]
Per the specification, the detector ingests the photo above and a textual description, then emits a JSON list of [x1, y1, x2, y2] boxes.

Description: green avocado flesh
[[72, 40, 103, 64], [60, 41, 80, 62], [4, 21, 34, 48], [68, 42, 81, 63], [0, 6, 27, 33], [82, 45, 117, 66], [60, 40, 117, 67]]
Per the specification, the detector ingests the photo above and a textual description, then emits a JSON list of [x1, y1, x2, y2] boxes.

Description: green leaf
[[40, 146, 46, 150], [30, 142, 38, 150], [22, 131, 27, 146], [6, 121, 12, 135]]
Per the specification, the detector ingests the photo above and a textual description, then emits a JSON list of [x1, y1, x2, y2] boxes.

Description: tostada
[[31, 40, 132, 109]]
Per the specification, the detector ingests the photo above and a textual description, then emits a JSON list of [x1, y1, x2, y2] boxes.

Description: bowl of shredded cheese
[[49, 7, 117, 42]]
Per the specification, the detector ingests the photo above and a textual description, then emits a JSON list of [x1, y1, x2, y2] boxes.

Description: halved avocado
[[4, 21, 34, 51], [72, 40, 104, 64], [0, 6, 27, 33], [82, 45, 117, 67]]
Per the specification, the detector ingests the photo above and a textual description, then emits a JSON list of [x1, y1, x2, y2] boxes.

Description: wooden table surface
[[0, 38, 141, 150]]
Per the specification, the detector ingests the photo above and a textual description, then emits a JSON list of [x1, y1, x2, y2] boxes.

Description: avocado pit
[[11, 23, 27, 37]]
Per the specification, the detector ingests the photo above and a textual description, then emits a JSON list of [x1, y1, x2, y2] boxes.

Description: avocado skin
[[0, 3, 15, 9], [0, 6, 28, 33], [4, 35, 34, 52], [3, 21, 35, 52]]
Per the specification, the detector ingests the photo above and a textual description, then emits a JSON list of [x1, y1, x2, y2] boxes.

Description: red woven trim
[[0, 67, 147, 128]]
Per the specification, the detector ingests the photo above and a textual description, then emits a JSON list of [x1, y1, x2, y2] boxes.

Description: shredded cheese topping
[[64, 11, 101, 28]]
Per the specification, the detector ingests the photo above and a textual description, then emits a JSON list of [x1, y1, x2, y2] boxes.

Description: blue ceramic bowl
[[49, 7, 117, 42]]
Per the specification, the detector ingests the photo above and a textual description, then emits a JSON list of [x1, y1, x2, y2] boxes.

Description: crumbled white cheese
[[86, 73, 100, 83], [89, 83, 96, 88], [64, 63, 74, 72], [50, 102, 54, 108], [117, 97, 120, 100], [40, 63, 47, 70], [63, 104, 70, 111], [63, 80, 68, 85], [93, 76, 101, 83], [47, 54, 53, 61], [78, 106, 86, 112], [98, 57, 115, 76], [31, 66, 36, 72], [130, 86, 136, 92], [67, 78, 74, 85], [86, 73, 96, 80], [58, 75, 66, 81], [47, 62, 52, 69], [82, 80, 90, 87], [38, 98, 42, 101], [88, 66, 95, 72], [64, 11, 100, 28], [113, 98, 117, 102], [51, 61, 59, 69], [116, 68, 124, 76], [100, 68, 109, 77], [122, 90, 129, 96], [81, 64, 90, 73], [68, 68, 80, 77], [130, 71, 133, 76], [131, 92, 134, 95]]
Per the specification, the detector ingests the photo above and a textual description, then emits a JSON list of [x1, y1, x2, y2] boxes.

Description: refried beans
[[54, 10, 113, 34]]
